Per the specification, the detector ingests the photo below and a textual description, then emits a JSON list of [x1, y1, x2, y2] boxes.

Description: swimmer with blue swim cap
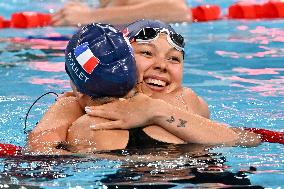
[[27, 23, 138, 154]]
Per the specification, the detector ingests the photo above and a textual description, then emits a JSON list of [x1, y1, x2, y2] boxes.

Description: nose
[[153, 57, 168, 72]]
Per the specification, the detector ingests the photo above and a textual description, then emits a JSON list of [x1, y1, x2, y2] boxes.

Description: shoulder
[[181, 87, 210, 118], [55, 96, 80, 107], [32, 96, 84, 133], [46, 96, 83, 115]]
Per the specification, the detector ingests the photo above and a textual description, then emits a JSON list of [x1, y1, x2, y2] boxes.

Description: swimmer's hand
[[85, 93, 163, 130], [51, 2, 93, 26]]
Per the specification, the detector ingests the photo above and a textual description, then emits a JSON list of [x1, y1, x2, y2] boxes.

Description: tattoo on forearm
[[166, 116, 175, 123], [166, 116, 187, 127], [177, 119, 187, 127]]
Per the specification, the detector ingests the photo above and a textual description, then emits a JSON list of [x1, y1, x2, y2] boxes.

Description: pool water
[[0, 0, 283, 188]]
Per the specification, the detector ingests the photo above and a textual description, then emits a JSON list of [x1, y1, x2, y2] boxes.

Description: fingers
[[51, 7, 73, 26], [85, 106, 120, 120], [90, 120, 124, 130], [51, 9, 65, 26], [64, 1, 84, 7]]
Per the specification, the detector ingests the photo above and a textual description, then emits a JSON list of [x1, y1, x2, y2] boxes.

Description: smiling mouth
[[144, 78, 168, 88]]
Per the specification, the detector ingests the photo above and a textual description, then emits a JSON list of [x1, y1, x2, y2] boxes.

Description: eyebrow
[[136, 42, 156, 48], [136, 43, 183, 56]]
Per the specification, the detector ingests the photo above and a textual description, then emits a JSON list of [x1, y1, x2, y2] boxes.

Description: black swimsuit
[[56, 128, 168, 152], [126, 128, 167, 149]]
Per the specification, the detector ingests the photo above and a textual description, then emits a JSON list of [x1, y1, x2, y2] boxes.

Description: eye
[[140, 50, 153, 57], [168, 56, 181, 63]]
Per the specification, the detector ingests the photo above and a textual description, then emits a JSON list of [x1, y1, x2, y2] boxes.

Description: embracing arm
[[85, 94, 261, 146], [147, 100, 261, 146], [25, 97, 84, 155], [51, 0, 191, 26]]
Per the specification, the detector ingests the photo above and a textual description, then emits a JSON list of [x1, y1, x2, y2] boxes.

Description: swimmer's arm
[[51, 0, 190, 26], [26, 97, 84, 154], [150, 100, 239, 145], [151, 101, 261, 146], [86, 94, 260, 146], [91, 0, 191, 24], [179, 89, 260, 146], [25, 128, 73, 155], [31, 97, 84, 133]]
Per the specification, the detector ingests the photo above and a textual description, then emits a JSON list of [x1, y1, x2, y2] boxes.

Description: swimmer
[[26, 20, 261, 155], [26, 23, 137, 154], [51, 0, 191, 26], [82, 19, 262, 147]]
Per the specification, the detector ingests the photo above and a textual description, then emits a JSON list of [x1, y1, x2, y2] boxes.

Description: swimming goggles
[[133, 27, 185, 52]]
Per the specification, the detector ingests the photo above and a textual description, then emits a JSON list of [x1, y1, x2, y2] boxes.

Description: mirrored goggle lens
[[170, 33, 185, 49], [134, 28, 158, 41], [134, 27, 184, 50]]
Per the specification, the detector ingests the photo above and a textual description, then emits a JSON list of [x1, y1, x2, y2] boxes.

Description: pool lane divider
[[0, 1, 284, 29], [0, 143, 22, 157], [0, 12, 51, 29], [191, 0, 284, 22], [244, 128, 284, 144], [0, 128, 283, 157]]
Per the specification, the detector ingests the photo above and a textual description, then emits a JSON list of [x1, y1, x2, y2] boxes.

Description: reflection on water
[[216, 46, 284, 59], [208, 68, 284, 96], [0, 144, 264, 188]]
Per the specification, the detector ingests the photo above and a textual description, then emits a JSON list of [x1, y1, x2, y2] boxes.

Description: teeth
[[145, 78, 166, 87]]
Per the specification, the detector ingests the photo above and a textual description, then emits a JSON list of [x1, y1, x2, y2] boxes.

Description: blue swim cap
[[65, 23, 137, 98]]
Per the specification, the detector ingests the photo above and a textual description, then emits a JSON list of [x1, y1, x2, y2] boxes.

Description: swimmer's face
[[132, 34, 184, 95]]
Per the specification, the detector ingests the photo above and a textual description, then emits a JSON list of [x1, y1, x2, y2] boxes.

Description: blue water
[[0, 0, 283, 188]]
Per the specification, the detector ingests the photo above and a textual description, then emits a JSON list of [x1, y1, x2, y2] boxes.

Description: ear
[[75, 91, 91, 108], [76, 91, 85, 100], [70, 80, 83, 99]]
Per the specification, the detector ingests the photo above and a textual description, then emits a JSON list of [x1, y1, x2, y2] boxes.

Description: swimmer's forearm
[[26, 129, 71, 155], [231, 128, 262, 147], [25, 140, 72, 155], [90, 0, 191, 25], [23, 146, 72, 155], [151, 101, 239, 145]]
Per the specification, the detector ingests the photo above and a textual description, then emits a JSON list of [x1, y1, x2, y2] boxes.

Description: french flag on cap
[[74, 42, 100, 74]]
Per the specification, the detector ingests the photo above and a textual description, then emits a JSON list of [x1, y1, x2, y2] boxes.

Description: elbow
[[166, 0, 192, 22], [144, 0, 191, 23]]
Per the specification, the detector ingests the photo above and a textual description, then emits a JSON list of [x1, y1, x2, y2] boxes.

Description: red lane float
[[229, 1, 284, 19], [0, 12, 51, 29], [11, 12, 51, 28], [244, 128, 284, 144], [228, 3, 259, 19], [192, 5, 221, 22], [0, 16, 3, 28], [3, 20, 11, 28], [0, 143, 22, 157], [262, 1, 284, 18], [191, 0, 284, 22], [0, 16, 9, 28]]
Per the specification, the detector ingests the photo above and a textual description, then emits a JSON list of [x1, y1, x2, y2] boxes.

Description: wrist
[[150, 99, 173, 126]]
